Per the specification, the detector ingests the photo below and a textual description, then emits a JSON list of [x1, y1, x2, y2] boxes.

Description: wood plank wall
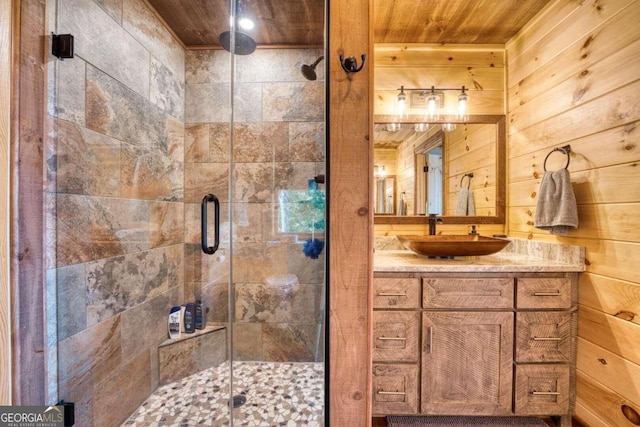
[[10, 0, 47, 405], [329, 0, 372, 424], [0, 0, 11, 405], [505, 0, 640, 425]]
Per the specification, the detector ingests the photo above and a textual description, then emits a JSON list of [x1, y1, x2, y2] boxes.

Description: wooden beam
[[329, 0, 373, 424], [11, 0, 47, 404], [0, 0, 12, 405]]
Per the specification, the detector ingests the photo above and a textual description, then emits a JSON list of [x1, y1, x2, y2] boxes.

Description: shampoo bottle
[[168, 306, 181, 339], [195, 299, 206, 330], [184, 302, 196, 333]]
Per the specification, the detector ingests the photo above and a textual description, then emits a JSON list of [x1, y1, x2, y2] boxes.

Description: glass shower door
[[47, 0, 327, 425], [224, 40, 327, 425]]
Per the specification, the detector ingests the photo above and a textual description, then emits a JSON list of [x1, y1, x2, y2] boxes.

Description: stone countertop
[[374, 238, 586, 273]]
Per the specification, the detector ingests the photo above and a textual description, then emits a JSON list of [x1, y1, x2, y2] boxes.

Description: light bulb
[[396, 86, 407, 118], [238, 17, 255, 30], [457, 87, 469, 121], [426, 89, 440, 121]]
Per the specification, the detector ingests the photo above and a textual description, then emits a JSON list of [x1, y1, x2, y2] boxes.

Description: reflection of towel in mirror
[[534, 169, 578, 235], [456, 187, 476, 216]]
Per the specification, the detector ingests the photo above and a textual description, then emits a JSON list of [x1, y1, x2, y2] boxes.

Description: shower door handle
[[201, 194, 220, 255]]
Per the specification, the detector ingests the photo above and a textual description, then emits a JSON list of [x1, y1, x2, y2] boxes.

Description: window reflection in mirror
[[373, 174, 396, 214]]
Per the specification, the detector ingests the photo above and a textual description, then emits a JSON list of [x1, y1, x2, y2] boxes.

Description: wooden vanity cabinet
[[373, 272, 577, 425], [372, 275, 421, 414]]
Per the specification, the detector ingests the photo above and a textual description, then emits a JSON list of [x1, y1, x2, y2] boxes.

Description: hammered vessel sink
[[397, 235, 510, 257]]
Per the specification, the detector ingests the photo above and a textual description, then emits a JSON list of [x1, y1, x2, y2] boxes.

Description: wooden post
[[0, 0, 13, 405], [329, 0, 373, 424]]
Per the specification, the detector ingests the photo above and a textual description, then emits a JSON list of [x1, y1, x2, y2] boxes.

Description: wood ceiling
[[146, 0, 552, 48]]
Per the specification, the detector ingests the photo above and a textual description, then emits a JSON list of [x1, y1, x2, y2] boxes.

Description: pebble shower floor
[[122, 361, 325, 426]]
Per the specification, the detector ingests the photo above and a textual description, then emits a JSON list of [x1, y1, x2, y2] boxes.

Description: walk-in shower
[[45, 0, 327, 425]]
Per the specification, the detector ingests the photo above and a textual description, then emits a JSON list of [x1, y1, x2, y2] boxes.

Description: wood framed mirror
[[374, 114, 505, 224]]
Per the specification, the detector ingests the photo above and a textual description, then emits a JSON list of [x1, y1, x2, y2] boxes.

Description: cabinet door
[[374, 277, 421, 309], [516, 311, 573, 363], [514, 364, 570, 415], [423, 278, 513, 309], [372, 364, 419, 415], [421, 312, 513, 415], [373, 311, 420, 363]]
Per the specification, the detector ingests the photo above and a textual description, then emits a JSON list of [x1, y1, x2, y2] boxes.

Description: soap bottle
[[168, 306, 181, 339], [195, 299, 206, 330], [184, 303, 196, 333]]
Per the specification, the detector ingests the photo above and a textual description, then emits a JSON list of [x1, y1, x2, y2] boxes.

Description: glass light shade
[[414, 123, 429, 132], [396, 87, 407, 118], [426, 93, 439, 121], [457, 90, 469, 121], [386, 123, 401, 132], [442, 123, 457, 132]]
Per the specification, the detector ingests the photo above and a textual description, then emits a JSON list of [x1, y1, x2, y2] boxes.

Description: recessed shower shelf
[[159, 324, 225, 347], [158, 324, 227, 385]]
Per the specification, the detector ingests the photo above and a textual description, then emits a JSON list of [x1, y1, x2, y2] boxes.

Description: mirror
[[373, 174, 396, 214], [374, 114, 506, 224]]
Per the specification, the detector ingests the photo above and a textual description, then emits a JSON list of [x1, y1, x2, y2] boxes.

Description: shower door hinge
[[56, 400, 75, 426], [51, 33, 74, 60]]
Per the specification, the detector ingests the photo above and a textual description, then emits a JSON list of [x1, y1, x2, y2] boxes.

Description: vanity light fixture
[[414, 123, 429, 132], [374, 165, 387, 177], [397, 85, 470, 121]]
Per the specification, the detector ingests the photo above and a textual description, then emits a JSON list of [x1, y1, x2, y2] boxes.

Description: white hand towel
[[534, 169, 578, 235], [456, 187, 475, 216], [467, 188, 475, 216]]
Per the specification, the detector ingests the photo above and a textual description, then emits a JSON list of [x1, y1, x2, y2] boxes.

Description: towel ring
[[543, 145, 571, 171], [460, 172, 473, 188]]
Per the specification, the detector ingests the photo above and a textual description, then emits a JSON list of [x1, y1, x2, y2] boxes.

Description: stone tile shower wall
[[184, 49, 326, 362], [45, 0, 185, 425], [44, 0, 325, 423]]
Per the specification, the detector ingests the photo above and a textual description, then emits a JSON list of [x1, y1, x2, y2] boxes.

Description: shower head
[[218, 31, 257, 55], [301, 56, 324, 81]]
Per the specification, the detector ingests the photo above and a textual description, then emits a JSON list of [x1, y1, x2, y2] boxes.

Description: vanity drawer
[[372, 364, 419, 415], [516, 277, 572, 309], [374, 277, 421, 309], [373, 311, 420, 363], [516, 311, 573, 363], [422, 278, 513, 309], [514, 364, 570, 415]]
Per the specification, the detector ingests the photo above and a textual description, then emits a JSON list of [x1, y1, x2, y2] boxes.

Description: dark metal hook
[[339, 54, 366, 74], [460, 172, 474, 188], [543, 145, 571, 171]]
